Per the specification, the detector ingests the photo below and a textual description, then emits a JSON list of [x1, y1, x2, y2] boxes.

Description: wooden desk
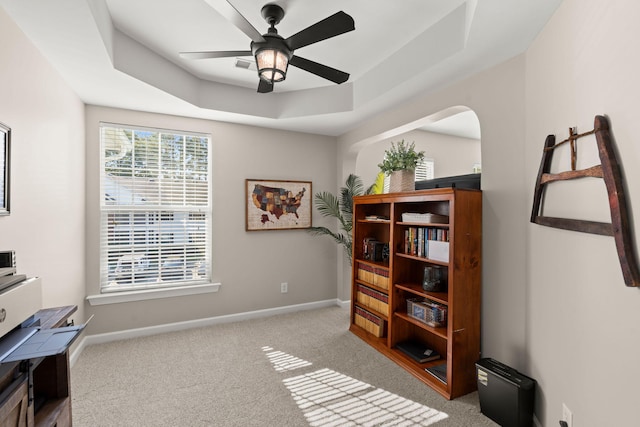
[[0, 305, 77, 427]]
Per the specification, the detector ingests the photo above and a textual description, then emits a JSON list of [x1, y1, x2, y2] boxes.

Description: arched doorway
[[354, 107, 481, 190]]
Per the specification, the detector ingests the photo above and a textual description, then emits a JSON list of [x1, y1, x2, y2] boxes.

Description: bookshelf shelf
[[354, 302, 388, 321], [395, 283, 448, 305], [355, 279, 389, 295], [358, 219, 391, 224], [394, 312, 448, 339], [396, 252, 449, 266], [356, 259, 389, 269], [350, 188, 481, 400]]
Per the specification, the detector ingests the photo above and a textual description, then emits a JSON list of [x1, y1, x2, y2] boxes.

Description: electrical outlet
[[562, 403, 573, 427], [280, 282, 288, 293]]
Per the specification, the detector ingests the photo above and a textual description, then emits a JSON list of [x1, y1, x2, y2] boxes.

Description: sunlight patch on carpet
[[262, 346, 313, 372], [283, 368, 448, 426], [263, 347, 449, 426]]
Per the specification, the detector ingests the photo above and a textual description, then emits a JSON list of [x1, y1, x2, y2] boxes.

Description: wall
[[356, 129, 481, 188], [0, 8, 86, 319], [525, 0, 640, 425], [84, 106, 338, 335], [339, 55, 529, 360], [5, 1, 636, 423], [340, 1, 640, 425]]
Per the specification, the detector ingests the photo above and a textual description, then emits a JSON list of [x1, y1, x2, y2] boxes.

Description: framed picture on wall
[[246, 179, 312, 231], [0, 122, 10, 216]]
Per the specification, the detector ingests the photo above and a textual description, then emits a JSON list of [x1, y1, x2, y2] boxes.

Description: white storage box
[[428, 241, 449, 262]]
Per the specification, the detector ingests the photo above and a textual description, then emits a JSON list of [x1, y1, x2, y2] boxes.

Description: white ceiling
[[0, 0, 562, 136]]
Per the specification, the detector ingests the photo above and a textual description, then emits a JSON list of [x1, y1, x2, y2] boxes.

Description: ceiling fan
[[179, 1, 355, 93]]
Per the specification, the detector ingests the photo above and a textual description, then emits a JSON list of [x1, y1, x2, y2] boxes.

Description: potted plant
[[378, 140, 425, 192], [307, 174, 370, 265]]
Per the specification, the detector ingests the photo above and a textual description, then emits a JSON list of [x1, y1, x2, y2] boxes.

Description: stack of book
[[357, 263, 376, 283], [404, 227, 450, 262], [401, 212, 449, 224], [365, 215, 389, 221], [373, 267, 389, 289], [396, 340, 441, 363], [356, 284, 389, 316], [354, 306, 385, 337], [426, 363, 447, 384], [357, 262, 390, 290]]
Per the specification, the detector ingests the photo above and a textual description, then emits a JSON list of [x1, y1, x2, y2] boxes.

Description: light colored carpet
[[71, 306, 498, 426]]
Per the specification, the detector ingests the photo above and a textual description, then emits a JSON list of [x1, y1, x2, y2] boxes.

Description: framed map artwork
[[246, 179, 312, 231]]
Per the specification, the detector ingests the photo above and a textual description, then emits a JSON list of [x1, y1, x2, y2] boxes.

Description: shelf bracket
[[530, 115, 640, 287]]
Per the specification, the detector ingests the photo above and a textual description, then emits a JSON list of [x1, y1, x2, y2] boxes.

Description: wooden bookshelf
[[349, 188, 482, 399]]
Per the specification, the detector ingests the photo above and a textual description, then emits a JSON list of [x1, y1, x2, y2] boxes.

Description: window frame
[[98, 122, 213, 295]]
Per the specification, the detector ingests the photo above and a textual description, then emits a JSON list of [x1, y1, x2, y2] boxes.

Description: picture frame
[[0, 122, 10, 216], [246, 179, 312, 231]]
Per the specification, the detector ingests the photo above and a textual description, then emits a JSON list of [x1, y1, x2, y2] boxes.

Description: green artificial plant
[[378, 140, 425, 175], [308, 174, 370, 265]]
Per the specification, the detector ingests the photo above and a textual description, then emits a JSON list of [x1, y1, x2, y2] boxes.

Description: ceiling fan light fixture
[[181, 2, 354, 93], [255, 48, 289, 83]]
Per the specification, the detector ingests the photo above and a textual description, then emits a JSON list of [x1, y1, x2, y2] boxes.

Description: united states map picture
[[246, 180, 312, 231]]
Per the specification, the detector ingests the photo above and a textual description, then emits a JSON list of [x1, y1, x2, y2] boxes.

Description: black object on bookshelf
[[415, 173, 481, 190], [426, 363, 447, 384], [396, 340, 441, 363]]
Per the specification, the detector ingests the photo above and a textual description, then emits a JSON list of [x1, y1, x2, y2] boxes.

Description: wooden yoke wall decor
[[531, 115, 640, 287]]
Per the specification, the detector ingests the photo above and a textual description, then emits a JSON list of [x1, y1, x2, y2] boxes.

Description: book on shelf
[[356, 284, 389, 316], [365, 215, 389, 221], [401, 212, 449, 224], [354, 306, 385, 337], [403, 226, 450, 261], [396, 340, 441, 363], [426, 363, 447, 384]]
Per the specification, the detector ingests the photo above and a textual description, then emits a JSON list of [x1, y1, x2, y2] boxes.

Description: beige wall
[[341, 1, 640, 425], [339, 55, 529, 361], [524, 0, 640, 425], [4, 1, 640, 424], [0, 8, 86, 321], [84, 106, 338, 335], [356, 129, 481, 188]]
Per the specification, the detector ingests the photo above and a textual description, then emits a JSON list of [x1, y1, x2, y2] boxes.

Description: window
[[383, 158, 434, 192], [414, 158, 435, 181], [100, 124, 211, 293]]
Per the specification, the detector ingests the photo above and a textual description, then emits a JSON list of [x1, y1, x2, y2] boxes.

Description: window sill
[[86, 282, 221, 306]]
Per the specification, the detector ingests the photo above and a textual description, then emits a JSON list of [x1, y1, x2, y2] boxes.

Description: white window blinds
[[100, 124, 211, 292], [415, 158, 435, 181]]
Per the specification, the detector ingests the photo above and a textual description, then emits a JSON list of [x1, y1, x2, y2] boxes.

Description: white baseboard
[[336, 298, 350, 309], [70, 299, 344, 367]]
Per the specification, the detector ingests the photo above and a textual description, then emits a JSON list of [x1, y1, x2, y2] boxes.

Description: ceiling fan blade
[[257, 79, 273, 93], [179, 50, 252, 60], [285, 11, 355, 51], [204, 0, 265, 43], [289, 55, 349, 84]]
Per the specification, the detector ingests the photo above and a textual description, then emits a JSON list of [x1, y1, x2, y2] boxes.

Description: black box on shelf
[[475, 358, 536, 427], [363, 238, 387, 262], [415, 173, 481, 190]]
